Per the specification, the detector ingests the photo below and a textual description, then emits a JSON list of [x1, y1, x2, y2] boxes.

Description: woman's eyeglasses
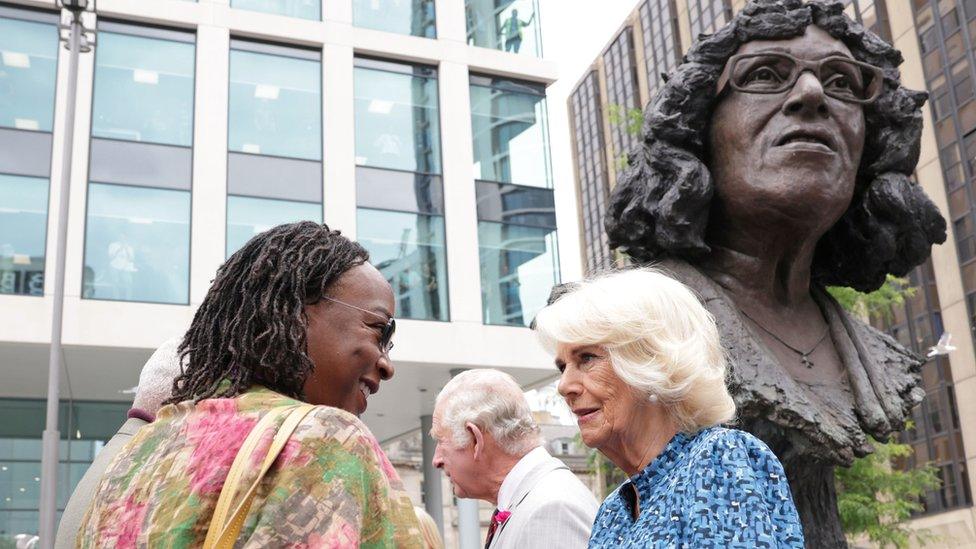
[[321, 296, 396, 354], [716, 52, 884, 104]]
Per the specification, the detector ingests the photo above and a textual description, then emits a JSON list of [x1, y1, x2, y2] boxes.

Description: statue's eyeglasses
[[717, 52, 884, 105], [322, 295, 396, 354]]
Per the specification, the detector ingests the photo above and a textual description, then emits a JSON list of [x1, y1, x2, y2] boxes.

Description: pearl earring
[[648, 394, 659, 404]]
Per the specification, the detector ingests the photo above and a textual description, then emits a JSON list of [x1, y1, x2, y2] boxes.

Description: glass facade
[[85, 22, 195, 304], [569, 71, 613, 274], [91, 31, 195, 146], [465, 0, 542, 57], [603, 27, 642, 161], [227, 42, 323, 257], [355, 58, 448, 320], [230, 0, 320, 20], [0, 7, 58, 297], [472, 75, 556, 325], [83, 184, 191, 303], [354, 59, 440, 174], [478, 220, 558, 327], [841, 0, 892, 42], [229, 45, 321, 161], [226, 196, 321, 257], [357, 209, 448, 321], [688, 0, 732, 38], [0, 14, 58, 132], [638, 0, 681, 98], [353, 0, 436, 38], [470, 75, 552, 189], [0, 399, 129, 543], [0, 175, 48, 296]]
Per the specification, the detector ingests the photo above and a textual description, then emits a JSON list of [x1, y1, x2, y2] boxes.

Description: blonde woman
[[533, 268, 803, 548], [413, 507, 444, 549]]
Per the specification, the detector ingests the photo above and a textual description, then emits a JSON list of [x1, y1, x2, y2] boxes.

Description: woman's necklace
[[737, 307, 830, 369]]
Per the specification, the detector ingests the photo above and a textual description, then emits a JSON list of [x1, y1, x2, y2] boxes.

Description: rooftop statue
[[604, 1, 947, 546]]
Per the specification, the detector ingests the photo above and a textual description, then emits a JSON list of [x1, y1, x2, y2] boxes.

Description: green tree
[[835, 433, 941, 548], [827, 274, 915, 323], [607, 103, 644, 170], [827, 279, 941, 547]]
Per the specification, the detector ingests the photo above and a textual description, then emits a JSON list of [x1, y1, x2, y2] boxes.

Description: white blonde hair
[[434, 369, 543, 456], [533, 267, 736, 432]]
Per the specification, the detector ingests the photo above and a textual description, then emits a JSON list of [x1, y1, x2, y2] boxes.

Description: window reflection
[[0, 175, 48, 296], [478, 221, 558, 326], [226, 196, 321, 257], [353, 0, 436, 37], [92, 31, 195, 146], [229, 48, 321, 161], [0, 16, 58, 132], [0, 399, 128, 543], [83, 184, 190, 304], [354, 62, 440, 174], [465, 0, 542, 56], [230, 0, 320, 20], [470, 77, 552, 188], [357, 209, 448, 321]]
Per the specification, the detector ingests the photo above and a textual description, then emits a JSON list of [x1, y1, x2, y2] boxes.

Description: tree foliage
[[826, 274, 915, 323], [607, 104, 645, 170], [827, 280, 940, 548], [835, 435, 941, 548]]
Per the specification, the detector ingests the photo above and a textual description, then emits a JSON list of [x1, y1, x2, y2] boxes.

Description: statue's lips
[[773, 128, 836, 153]]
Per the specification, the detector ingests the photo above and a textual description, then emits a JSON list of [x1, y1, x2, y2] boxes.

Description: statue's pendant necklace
[[738, 308, 830, 368]]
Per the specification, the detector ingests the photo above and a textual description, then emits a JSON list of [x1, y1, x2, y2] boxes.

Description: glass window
[[0, 399, 129, 543], [92, 31, 195, 146], [0, 15, 58, 132], [478, 221, 559, 326], [470, 78, 551, 188], [357, 209, 448, 321], [226, 195, 321, 257], [0, 174, 47, 296], [229, 48, 321, 161], [354, 62, 440, 174], [230, 0, 320, 20], [465, 0, 541, 56], [353, 0, 436, 37], [83, 183, 190, 304]]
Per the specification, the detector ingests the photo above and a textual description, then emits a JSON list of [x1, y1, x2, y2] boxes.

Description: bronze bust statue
[[605, 1, 947, 546]]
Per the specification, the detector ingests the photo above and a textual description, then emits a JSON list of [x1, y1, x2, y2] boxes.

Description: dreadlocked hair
[[167, 221, 369, 404]]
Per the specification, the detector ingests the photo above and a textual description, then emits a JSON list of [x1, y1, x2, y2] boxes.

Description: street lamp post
[[38, 1, 94, 546]]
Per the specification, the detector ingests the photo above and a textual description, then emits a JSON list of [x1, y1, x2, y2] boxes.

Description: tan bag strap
[[203, 404, 316, 549]]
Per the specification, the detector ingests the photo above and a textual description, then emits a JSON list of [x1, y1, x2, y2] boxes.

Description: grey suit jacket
[[55, 417, 147, 549], [489, 452, 599, 549]]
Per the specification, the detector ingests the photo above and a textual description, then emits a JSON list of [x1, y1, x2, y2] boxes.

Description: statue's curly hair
[[167, 221, 369, 404], [606, 0, 946, 292]]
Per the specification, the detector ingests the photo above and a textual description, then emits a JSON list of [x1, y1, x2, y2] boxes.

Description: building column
[[420, 414, 444, 536], [321, 43, 357, 238], [456, 498, 481, 549]]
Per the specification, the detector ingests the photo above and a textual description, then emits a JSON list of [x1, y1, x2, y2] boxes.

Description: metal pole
[[38, 9, 83, 547]]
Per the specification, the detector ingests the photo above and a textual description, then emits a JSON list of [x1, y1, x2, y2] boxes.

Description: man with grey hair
[[54, 337, 183, 548], [431, 369, 598, 548]]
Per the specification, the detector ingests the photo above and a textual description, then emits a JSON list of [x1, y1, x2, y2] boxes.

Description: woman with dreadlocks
[[76, 221, 424, 547]]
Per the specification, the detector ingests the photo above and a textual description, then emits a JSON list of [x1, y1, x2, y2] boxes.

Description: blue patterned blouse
[[588, 427, 804, 548]]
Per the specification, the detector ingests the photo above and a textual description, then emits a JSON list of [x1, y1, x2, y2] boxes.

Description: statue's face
[[707, 25, 865, 231]]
